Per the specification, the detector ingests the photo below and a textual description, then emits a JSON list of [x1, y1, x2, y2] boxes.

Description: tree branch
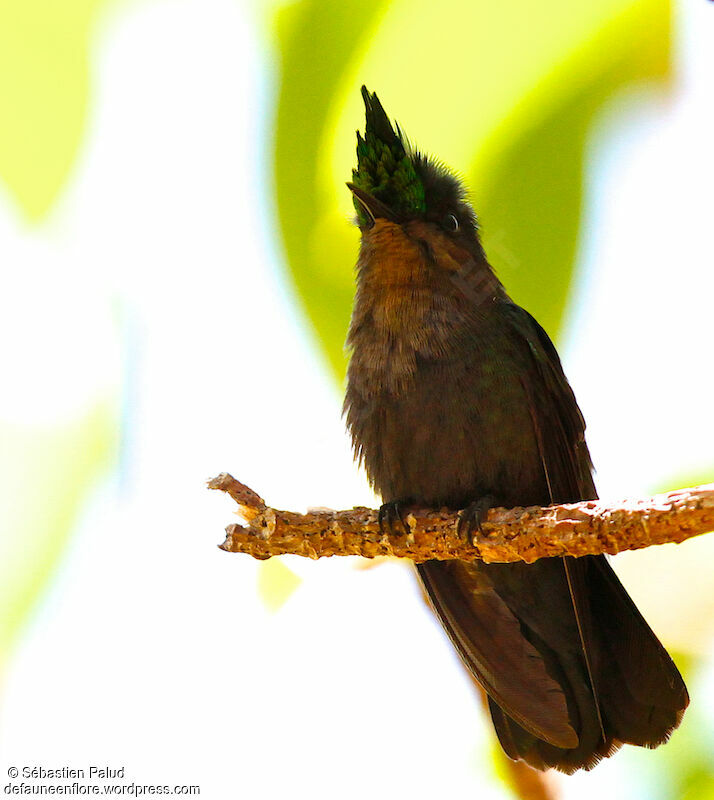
[[208, 473, 714, 564]]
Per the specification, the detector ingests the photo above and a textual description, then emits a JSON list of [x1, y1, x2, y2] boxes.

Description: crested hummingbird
[[343, 86, 688, 773]]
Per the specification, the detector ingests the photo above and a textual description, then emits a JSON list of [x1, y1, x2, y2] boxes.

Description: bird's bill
[[346, 182, 398, 223]]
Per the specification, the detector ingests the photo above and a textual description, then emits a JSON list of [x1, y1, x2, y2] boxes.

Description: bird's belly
[[363, 360, 549, 509]]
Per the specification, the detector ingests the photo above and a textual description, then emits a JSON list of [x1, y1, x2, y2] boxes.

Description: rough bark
[[208, 473, 714, 564]]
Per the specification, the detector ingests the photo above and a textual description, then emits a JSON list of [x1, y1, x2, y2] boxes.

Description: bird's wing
[[418, 557, 578, 749], [418, 300, 596, 754], [421, 301, 686, 772], [499, 301, 596, 504], [488, 301, 687, 768]]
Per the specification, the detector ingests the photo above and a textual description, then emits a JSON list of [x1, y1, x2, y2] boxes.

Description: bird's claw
[[457, 496, 496, 546], [378, 500, 411, 537]]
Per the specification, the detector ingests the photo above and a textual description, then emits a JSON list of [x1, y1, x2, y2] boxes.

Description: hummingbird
[[343, 86, 688, 773]]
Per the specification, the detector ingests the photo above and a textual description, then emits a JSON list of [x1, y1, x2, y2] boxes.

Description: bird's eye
[[443, 213, 459, 233]]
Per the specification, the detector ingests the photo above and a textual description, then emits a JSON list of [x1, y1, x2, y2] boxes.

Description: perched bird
[[343, 86, 688, 773]]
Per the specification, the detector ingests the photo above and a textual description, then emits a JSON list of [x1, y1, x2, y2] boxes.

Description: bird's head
[[348, 86, 487, 278]]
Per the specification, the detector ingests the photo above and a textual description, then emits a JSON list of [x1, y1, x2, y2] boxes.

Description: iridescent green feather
[[352, 86, 425, 223]]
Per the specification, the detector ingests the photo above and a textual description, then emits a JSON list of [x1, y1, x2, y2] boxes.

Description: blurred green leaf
[[272, 0, 388, 378], [654, 469, 714, 495], [0, 0, 118, 220], [475, 1, 671, 338], [621, 655, 714, 800], [257, 557, 302, 613], [272, 0, 671, 378], [0, 0, 124, 661], [0, 405, 116, 660]]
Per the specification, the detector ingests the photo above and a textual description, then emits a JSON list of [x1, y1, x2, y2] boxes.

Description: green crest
[[352, 87, 426, 224]]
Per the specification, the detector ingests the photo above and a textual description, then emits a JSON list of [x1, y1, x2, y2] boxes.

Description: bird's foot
[[457, 495, 496, 546], [378, 499, 412, 537]]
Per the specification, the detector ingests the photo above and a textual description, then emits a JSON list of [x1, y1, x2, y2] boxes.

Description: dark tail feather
[[586, 556, 688, 746], [418, 555, 688, 773], [488, 694, 619, 774], [416, 559, 578, 749]]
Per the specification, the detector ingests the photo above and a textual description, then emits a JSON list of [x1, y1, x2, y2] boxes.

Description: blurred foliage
[[272, 0, 388, 380], [0, 0, 121, 664], [1, 1, 708, 796], [613, 652, 714, 800], [268, 1, 703, 797], [0, 406, 116, 661], [650, 469, 714, 796], [272, 0, 671, 379], [655, 469, 714, 495], [0, 0, 120, 220], [257, 556, 302, 613]]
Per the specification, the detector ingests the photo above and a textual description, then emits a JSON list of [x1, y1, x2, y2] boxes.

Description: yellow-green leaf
[[0, 0, 113, 220], [272, 0, 671, 376]]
